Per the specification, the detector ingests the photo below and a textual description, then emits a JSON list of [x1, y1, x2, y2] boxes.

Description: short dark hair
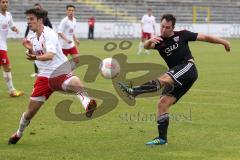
[[34, 3, 41, 7], [34, 3, 43, 10], [25, 8, 48, 20], [161, 14, 176, 27], [66, 4, 75, 9]]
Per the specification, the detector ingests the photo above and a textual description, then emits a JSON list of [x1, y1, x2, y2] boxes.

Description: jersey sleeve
[[8, 13, 14, 28], [58, 19, 65, 33], [181, 30, 198, 42], [45, 32, 57, 54]]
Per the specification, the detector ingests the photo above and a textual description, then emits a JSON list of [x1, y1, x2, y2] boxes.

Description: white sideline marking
[[191, 89, 239, 95]]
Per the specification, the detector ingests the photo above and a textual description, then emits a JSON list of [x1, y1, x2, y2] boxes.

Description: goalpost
[[192, 6, 211, 24]]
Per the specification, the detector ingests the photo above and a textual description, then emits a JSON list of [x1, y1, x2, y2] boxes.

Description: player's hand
[[25, 49, 33, 55], [26, 53, 37, 61], [22, 38, 33, 50], [224, 41, 231, 52], [149, 36, 163, 44]]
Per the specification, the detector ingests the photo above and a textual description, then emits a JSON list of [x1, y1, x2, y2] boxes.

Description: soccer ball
[[99, 58, 120, 79]]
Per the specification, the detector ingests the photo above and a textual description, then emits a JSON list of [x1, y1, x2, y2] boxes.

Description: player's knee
[[158, 97, 169, 107], [158, 96, 175, 109], [67, 76, 83, 90], [2, 65, 11, 72], [68, 76, 79, 86], [158, 73, 174, 85]]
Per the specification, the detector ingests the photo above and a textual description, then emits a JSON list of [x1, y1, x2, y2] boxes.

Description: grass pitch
[[0, 39, 240, 160]]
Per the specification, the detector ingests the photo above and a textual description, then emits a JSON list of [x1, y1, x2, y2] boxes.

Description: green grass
[[0, 39, 240, 160]]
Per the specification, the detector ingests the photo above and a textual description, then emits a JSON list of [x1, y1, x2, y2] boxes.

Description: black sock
[[157, 113, 169, 141], [34, 63, 38, 73], [132, 79, 161, 95]]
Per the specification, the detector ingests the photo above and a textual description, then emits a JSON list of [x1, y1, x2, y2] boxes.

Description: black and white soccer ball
[[99, 58, 120, 79]]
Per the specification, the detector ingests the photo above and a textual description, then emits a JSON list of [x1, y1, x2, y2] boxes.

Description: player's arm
[[73, 34, 80, 46], [9, 13, 19, 34], [37, 53, 54, 61], [196, 33, 230, 52], [26, 52, 54, 61], [58, 32, 72, 44], [22, 38, 55, 61], [58, 20, 71, 44], [144, 37, 163, 49]]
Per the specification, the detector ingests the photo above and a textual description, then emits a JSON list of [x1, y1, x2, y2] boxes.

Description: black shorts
[[162, 62, 198, 102]]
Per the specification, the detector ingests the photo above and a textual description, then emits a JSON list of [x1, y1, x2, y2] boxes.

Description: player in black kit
[[118, 14, 230, 145]]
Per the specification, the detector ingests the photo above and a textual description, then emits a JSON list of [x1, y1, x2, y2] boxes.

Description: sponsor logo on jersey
[[173, 36, 179, 42], [165, 43, 179, 55]]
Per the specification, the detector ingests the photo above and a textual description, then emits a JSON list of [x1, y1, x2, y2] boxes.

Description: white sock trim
[[30, 96, 46, 102], [76, 92, 91, 110], [17, 112, 30, 137]]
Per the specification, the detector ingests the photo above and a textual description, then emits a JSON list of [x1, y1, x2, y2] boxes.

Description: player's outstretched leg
[[66, 76, 97, 118], [118, 79, 162, 99], [118, 82, 136, 99]]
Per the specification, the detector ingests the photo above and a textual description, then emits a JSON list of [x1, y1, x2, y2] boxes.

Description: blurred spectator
[[88, 16, 95, 39]]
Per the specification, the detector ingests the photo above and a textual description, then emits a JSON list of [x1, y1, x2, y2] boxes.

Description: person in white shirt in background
[[137, 8, 156, 55], [8, 8, 97, 145], [58, 4, 80, 64], [0, 0, 24, 97]]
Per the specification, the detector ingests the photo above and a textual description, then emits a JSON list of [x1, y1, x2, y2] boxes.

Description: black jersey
[[154, 30, 198, 68]]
